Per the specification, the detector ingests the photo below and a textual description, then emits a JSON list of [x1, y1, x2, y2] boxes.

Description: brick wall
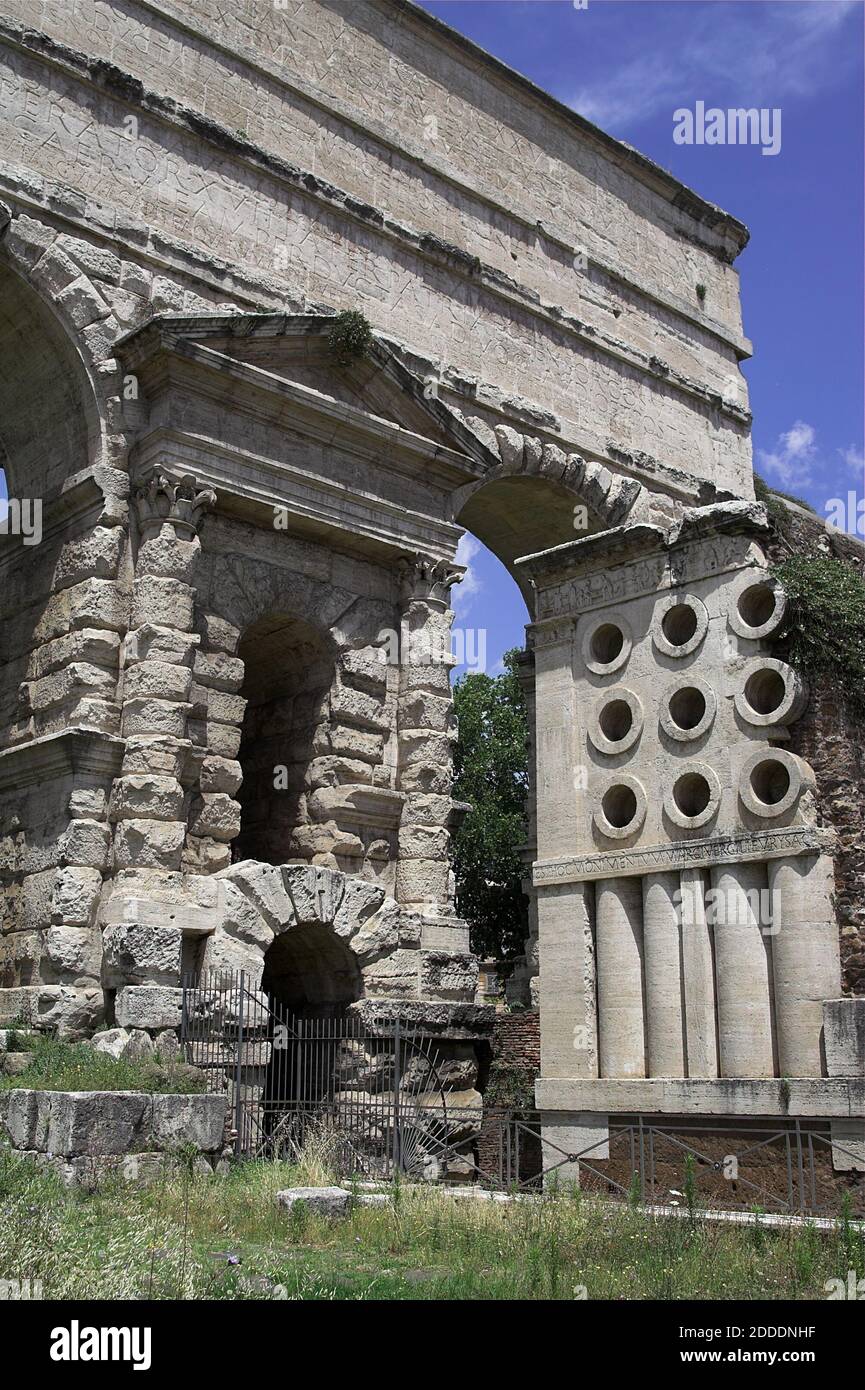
[[766, 506, 865, 995]]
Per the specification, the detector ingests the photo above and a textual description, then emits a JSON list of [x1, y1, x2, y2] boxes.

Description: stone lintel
[[536, 1077, 865, 1119]]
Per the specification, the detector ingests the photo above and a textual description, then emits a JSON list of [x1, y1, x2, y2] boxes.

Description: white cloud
[[569, 0, 861, 134], [757, 419, 818, 489], [839, 444, 865, 476], [452, 532, 483, 617]]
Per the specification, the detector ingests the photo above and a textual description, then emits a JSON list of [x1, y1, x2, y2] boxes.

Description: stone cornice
[[0, 729, 124, 793], [533, 825, 834, 887]]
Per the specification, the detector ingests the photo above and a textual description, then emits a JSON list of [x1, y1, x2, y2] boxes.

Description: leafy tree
[[451, 648, 529, 959]]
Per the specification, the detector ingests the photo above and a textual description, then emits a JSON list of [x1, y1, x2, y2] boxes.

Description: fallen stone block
[[276, 1185, 352, 1218]]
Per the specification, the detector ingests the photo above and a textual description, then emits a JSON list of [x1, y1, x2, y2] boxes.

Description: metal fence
[[463, 1112, 864, 1217], [181, 971, 463, 1176], [181, 973, 862, 1215]]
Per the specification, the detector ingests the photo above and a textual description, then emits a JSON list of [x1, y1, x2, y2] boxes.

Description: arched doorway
[[261, 922, 362, 1018], [235, 612, 336, 864]]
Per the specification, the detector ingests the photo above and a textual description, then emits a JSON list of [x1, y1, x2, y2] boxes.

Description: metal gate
[[181, 971, 455, 1177]]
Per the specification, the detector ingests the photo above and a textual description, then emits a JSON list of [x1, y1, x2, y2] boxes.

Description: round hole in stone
[[749, 758, 791, 806], [590, 623, 625, 665], [744, 667, 786, 716], [602, 783, 638, 829], [672, 772, 712, 819], [737, 582, 777, 629], [668, 686, 707, 732], [598, 699, 633, 742], [662, 603, 698, 647]]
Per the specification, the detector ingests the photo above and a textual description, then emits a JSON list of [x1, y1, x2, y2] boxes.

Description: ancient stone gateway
[[0, 0, 860, 1177]]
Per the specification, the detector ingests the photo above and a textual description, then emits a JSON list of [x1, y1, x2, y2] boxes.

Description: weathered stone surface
[[149, 1093, 227, 1152], [102, 920, 183, 986], [115, 985, 183, 1031], [276, 1186, 352, 1218]]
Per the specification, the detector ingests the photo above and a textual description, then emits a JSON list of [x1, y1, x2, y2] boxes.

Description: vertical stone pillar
[[394, 555, 463, 914], [711, 862, 775, 1078], [538, 880, 598, 1079], [769, 854, 841, 1077], [679, 867, 718, 1078], [642, 871, 685, 1077], [596, 876, 646, 1078], [109, 470, 216, 889]]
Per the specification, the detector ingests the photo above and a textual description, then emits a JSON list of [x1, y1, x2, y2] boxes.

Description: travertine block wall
[[0, 1, 753, 499], [522, 505, 846, 1100]]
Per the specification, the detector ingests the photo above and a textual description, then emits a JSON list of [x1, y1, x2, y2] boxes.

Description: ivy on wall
[[771, 553, 865, 713]]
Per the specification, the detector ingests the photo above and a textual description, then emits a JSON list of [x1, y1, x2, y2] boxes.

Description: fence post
[[234, 970, 246, 1159], [392, 1017, 402, 1174]]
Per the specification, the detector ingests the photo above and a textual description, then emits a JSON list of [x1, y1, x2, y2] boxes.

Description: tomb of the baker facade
[[0, 0, 860, 1173]]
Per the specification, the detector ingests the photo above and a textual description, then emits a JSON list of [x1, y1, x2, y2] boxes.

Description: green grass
[[0, 1035, 204, 1094], [0, 1149, 861, 1301]]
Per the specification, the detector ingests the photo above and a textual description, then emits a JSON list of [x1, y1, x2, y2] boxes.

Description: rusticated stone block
[[42, 926, 101, 981], [131, 576, 194, 630], [193, 651, 245, 691], [53, 527, 124, 590], [109, 774, 185, 823], [188, 792, 241, 842], [125, 624, 198, 667], [123, 660, 193, 704], [121, 698, 191, 739], [120, 736, 188, 779], [113, 819, 185, 870], [114, 985, 183, 1031], [199, 756, 243, 795], [101, 920, 183, 986], [60, 819, 112, 870], [420, 950, 479, 1002], [50, 866, 103, 928]]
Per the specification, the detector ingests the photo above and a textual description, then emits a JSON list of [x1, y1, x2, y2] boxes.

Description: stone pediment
[[116, 311, 497, 474]]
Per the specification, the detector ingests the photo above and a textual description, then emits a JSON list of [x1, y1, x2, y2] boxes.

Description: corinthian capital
[[397, 553, 465, 608], [133, 468, 217, 540]]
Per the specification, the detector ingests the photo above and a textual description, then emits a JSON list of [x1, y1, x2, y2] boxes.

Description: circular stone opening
[[662, 603, 698, 648], [749, 758, 791, 807], [737, 582, 777, 630], [590, 623, 625, 666], [668, 686, 707, 732], [744, 667, 786, 716], [672, 772, 712, 819], [598, 699, 633, 742], [602, 783, 638, 829]]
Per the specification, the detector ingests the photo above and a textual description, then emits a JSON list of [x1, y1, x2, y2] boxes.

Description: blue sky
[[419, 0, 865, 675]]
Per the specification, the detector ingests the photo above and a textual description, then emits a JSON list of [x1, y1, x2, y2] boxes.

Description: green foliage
[[0, 1034, 205, 1094], [0, 1152, 861, 1299], [483, 1062, 536, 1111], [326, 309, 373, 366], [452, 649, 529, 959], [770, 553, 865, 712]]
